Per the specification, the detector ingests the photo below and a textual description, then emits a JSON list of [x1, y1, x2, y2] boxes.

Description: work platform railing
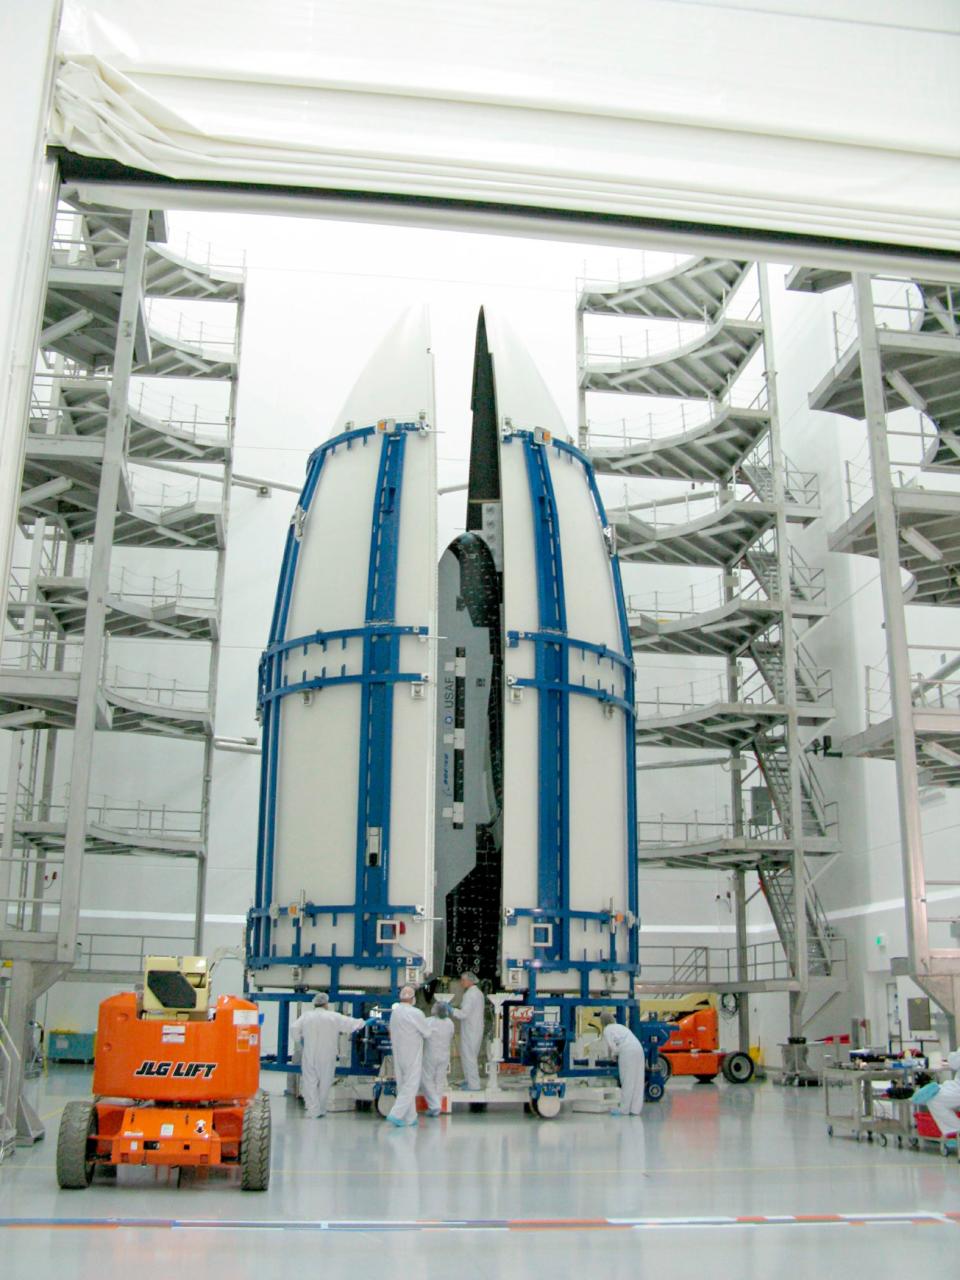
[[144, 301, 240, 359], [0, 788, 203, 842], [864, 646, 960, 724], [635, 657, 832, 719], [9, 560, 215, 615], [71, 930, 197, 979], [584, 383, 769, 451], [840, 416, 949, 517], [28, 373, 232, 450], [610, 470, 819, 534], [637, 937, 847, 988], [0, 635, 210, 706], [828, 278, 957, 367]]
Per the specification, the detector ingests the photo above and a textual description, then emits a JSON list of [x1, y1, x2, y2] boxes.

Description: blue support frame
[[519, 432, 570, 964], [355, 428, 407, 956]]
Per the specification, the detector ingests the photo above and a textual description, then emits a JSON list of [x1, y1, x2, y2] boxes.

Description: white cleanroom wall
[[51, 0, 960, 249]]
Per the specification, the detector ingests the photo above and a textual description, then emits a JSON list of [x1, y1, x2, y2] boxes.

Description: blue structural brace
[[519, 431, 570, 965], [355, 426, 407, 957]]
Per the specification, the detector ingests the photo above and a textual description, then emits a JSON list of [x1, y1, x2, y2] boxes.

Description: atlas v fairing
[[248, 308, 638, 1006]]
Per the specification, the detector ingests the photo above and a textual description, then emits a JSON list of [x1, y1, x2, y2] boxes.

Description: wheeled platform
[[823, 1066, 921, 1149], [56, 957, 271, 1191]]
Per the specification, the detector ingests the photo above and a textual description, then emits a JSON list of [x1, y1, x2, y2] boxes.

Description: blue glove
[[912, 1081, 940, 1105]]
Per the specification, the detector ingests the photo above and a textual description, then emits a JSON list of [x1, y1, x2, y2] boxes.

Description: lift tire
[[646, 1080, 665, 1102], [240, 1093, 271, 1191], [354, 1099, 373, 1113], [56, 1100, 97, 1189], [721, 1052, 755, 1085], [695, 1075, 718, 1084], [657, 1056, 673, 1081]]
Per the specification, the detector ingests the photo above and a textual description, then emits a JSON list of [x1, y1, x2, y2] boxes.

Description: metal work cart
[[823, 1066, 920, 1148]]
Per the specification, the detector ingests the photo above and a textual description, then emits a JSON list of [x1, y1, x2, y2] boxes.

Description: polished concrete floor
[[2, 1066, 957, 1278]]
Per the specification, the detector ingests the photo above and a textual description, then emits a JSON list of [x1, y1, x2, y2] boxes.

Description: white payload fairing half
[[248, 307, 638, 1012]]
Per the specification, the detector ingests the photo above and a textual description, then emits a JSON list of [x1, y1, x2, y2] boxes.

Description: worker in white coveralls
[[421, 1001, 456, 1116], [387, 985, 430, 1127], [290, 993, 365, 1119], [600, 1009, 646, 1116], [928, 1049, 960, 1145], [451, 971, 485, 1090]]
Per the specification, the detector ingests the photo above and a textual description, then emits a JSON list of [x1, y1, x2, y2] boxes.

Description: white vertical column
[[58, 211, 150, 965], [195, 293, 245, 953], [757, 265, 808, 1029], [852, 272, 929, 972], [0, 1, 61, 605]]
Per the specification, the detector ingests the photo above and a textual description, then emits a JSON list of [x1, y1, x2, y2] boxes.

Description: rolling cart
[[823, 1066, 920, 1148]]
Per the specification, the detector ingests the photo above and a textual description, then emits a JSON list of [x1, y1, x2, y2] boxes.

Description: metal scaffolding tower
[[0, 191, 244, 1142], [578, 257, 844, 1046], [793, 267, 960, 1043]]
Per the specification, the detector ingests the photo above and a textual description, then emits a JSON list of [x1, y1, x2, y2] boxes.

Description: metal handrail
[[637, 815, 785, 845], [635, 670, 778, 718], [575, 254, 696, 298], [827, 277, 957, 368], [743, 532, 827, 605], [131, 382, 230, 443], [610, 480, 765, 532], [74, 931, 196, 975], [0, 788, 202, 839], [50, 208, 247, 277], [103, 665, 209, 712], [144, 302, 239, 356], [158, 229, 247, 276], [0, 633, 209, 712], [128, 472, 223, 517], [865, 655, 960, 724], [11, 556, 215, 612], [626, 570, 770, 620], [841, 410, 946, 521], [636, 937, 847, 986], [28, 371, 230, 447], [0, 633, 85, 673]]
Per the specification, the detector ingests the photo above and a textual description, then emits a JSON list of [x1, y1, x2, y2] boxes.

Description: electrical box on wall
[[907, 996, 931, 1033]]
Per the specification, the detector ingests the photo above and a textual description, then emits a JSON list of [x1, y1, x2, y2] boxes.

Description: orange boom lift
[[56, 956, 270, 1190], [655, 999, 756, 1084]]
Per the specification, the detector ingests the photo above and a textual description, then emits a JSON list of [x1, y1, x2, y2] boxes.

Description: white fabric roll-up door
[[49, 0, 960, 250]]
